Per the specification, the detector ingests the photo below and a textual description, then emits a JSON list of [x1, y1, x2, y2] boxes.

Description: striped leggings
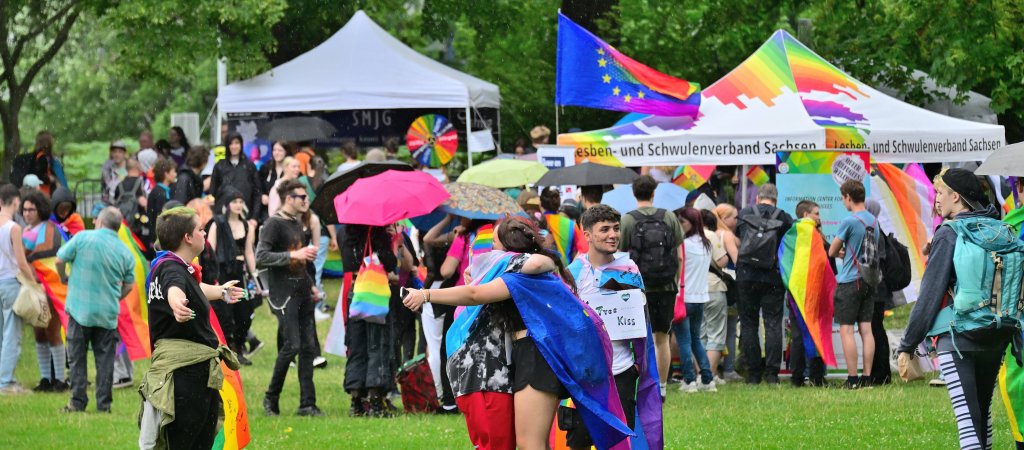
[[938, 350, 1004, 450]]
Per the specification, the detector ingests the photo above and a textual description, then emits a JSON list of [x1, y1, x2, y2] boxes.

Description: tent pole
[[466, 105, 473, 168], [740, 165, 749, 207], [214, 57, 227, 145], [555, 103, 560, 138]]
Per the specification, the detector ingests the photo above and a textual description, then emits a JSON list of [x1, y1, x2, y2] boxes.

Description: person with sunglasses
[[256, 180, 322, 417]]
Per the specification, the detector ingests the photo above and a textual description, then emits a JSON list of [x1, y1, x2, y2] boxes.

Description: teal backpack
[[927, 216, 1024, 349]]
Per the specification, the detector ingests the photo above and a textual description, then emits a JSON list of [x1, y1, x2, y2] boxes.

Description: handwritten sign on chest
[[579, 289, 646, 340]]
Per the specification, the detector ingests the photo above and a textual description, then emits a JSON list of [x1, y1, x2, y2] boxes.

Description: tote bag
[[348, 239, 390, 324]]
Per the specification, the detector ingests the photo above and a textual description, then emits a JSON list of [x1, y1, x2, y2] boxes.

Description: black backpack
[[627, 209, 679, 283], [853, 215, 884, 287], [10, 152, 36, 186], [737, 208, 784, 269], [880, 231, 912, 292]]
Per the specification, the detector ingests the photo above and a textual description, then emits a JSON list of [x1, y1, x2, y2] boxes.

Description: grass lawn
[[0, 279, 1014, 449]]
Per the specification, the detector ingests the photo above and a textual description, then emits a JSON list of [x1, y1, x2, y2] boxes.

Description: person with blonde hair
[[712, 202, 742, 382]]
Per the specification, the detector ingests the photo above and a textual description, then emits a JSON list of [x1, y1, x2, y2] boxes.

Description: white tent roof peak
[[218, 10, 500, 113]]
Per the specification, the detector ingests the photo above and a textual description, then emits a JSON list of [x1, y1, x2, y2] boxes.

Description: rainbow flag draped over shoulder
[[209, 307, 251, 450], [672, 165, 716, 191], [28, 221, 68, 329], [778, 218, 836, 366], [544, 214, 587, 266], [556, 12, 699, 116], [999, 337, 1024, 444], [116, 223, 151, 361]]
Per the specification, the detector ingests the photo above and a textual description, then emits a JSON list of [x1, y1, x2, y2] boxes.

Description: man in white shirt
[[564, 204, 657, 449]]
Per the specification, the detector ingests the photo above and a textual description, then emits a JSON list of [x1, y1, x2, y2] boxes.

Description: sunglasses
[[289, 194, 308, 201]]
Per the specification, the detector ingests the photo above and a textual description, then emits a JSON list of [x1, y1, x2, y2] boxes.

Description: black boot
[[348, 396, 367, 417], [263, 395, 280, 416], [366, 394, 394, 418]]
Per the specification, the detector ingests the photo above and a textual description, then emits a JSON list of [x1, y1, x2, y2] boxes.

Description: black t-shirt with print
[[147, 258, 219, 350]]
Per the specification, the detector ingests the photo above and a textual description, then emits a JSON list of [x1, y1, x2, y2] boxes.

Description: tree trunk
[[0, 97, 21, 183]]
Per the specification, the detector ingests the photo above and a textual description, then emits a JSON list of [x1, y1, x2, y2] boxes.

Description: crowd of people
[[0, 126, 1022, 450]]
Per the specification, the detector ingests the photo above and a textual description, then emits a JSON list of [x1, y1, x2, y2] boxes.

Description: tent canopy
[[218, 11, 500, 114], [558, 30, 1004, 166]]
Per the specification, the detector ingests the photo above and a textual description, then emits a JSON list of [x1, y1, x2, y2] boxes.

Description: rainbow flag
[[746, 166, 770, 187], [544, 214, 587, 266], [556, 12, 700, 116], [1000, 338, 1024, 444], [116, 223, 151, 361], [778, 218, 837, 366], [209, 307, 251, 450], [870, 163, 934, 302], [32, 257, 68, 330], [672, 165, 716, 191]]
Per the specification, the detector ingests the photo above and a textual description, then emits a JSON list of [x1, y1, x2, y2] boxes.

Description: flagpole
[[555, 103, 560, 138]]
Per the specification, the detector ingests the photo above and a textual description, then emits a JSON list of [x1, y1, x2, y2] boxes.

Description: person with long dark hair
[[673, 207, 716, 393], [166, 126, 191, 168], [210, 133, 262, 224], [259, 141, 293, 219], [207, 188, 257, 366], [403, 217, 632, 450], [21, 191, 67, 392]]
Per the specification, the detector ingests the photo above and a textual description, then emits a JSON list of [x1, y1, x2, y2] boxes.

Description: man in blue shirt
[[828, 180, 878, 389], [56, 207, 135, 412]]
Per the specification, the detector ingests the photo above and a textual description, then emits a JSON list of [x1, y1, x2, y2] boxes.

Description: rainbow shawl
[[869, 163, 935, 302], [778, 218, 837, 366], [545, 214, 587, 266], [503, 272, 633, 450], [566, 254, 661, 450], [208, 295, 251, 449], [116, 223, 151, 361]]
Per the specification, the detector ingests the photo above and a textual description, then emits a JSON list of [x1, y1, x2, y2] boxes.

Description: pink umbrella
[[334, 170, 450, 226]]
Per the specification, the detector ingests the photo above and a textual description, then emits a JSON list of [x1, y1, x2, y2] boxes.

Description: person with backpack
[[173, 146, 209, 205], [898, 168, 1024, 449], [828, 180, 880, 389], [114, 158, 149, 237], [735, 183, 793, 384], [618, 175, 683, 397], [865, 199, 894, 385]]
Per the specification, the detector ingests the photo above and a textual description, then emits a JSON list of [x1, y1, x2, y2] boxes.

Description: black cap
[[941, 168, 989, 210]]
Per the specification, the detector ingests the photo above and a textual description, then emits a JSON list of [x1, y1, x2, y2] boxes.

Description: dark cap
[[941, 168, 989, 210]]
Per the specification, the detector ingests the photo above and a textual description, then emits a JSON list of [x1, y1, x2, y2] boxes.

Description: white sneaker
[[680, 381, 698, 393], [314, 308, 331, 322], [313, 356, 327, 369], [713, 375, 727, 385], [928, 377, 947, 387], [698, 380, 718, 393]]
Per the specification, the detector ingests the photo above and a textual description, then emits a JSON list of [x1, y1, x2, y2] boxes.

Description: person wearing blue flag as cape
[[404, 216, 633, 450]]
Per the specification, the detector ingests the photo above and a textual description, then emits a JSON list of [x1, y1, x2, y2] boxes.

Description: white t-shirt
[[336, 161, 360, 173], [683, 234, 712, 303], [572, 252, 638, 375]]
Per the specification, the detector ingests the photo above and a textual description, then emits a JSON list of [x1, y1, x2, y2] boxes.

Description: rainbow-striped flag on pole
[[672, 165, 716, 191], [778, 218, 837, 366], [209, 309, 250, 449]]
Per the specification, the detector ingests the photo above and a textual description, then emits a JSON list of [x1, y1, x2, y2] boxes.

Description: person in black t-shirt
[[256, 179, 322, 417], [144, 206, 245, 450]]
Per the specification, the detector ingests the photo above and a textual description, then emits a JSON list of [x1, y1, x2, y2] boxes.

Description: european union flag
[[556, 12, 700, 116]]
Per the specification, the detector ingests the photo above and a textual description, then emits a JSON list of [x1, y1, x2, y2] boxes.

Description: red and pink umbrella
[[334, 170, 450, 226]]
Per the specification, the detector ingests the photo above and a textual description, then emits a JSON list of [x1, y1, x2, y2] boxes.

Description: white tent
[[217, 10, 500, 114], [558, 30, 1004, 166]]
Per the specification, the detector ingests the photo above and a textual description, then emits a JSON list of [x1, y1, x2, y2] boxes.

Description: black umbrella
[[311, 160, 413, 224], [256, 116, 337, 142], [535, 162, 640, 186]]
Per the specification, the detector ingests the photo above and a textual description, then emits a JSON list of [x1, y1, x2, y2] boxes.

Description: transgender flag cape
[[778, 218, 837, 366]]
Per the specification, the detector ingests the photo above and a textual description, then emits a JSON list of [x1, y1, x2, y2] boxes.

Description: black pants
[[937, 348, 1005, 450], [67, 317, 117, 411], [564, 365, 639, 449], [390, 293, 419, 366], [344, 317, 393, 393], [213, 265, 254, 351], [788, 310, 825, 385], [434, 303, 457, 406], [266, 295, 318, 408], [870, 304, 892, 384], [738, 280, 785, 379], [166, 362, 220, 450]]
